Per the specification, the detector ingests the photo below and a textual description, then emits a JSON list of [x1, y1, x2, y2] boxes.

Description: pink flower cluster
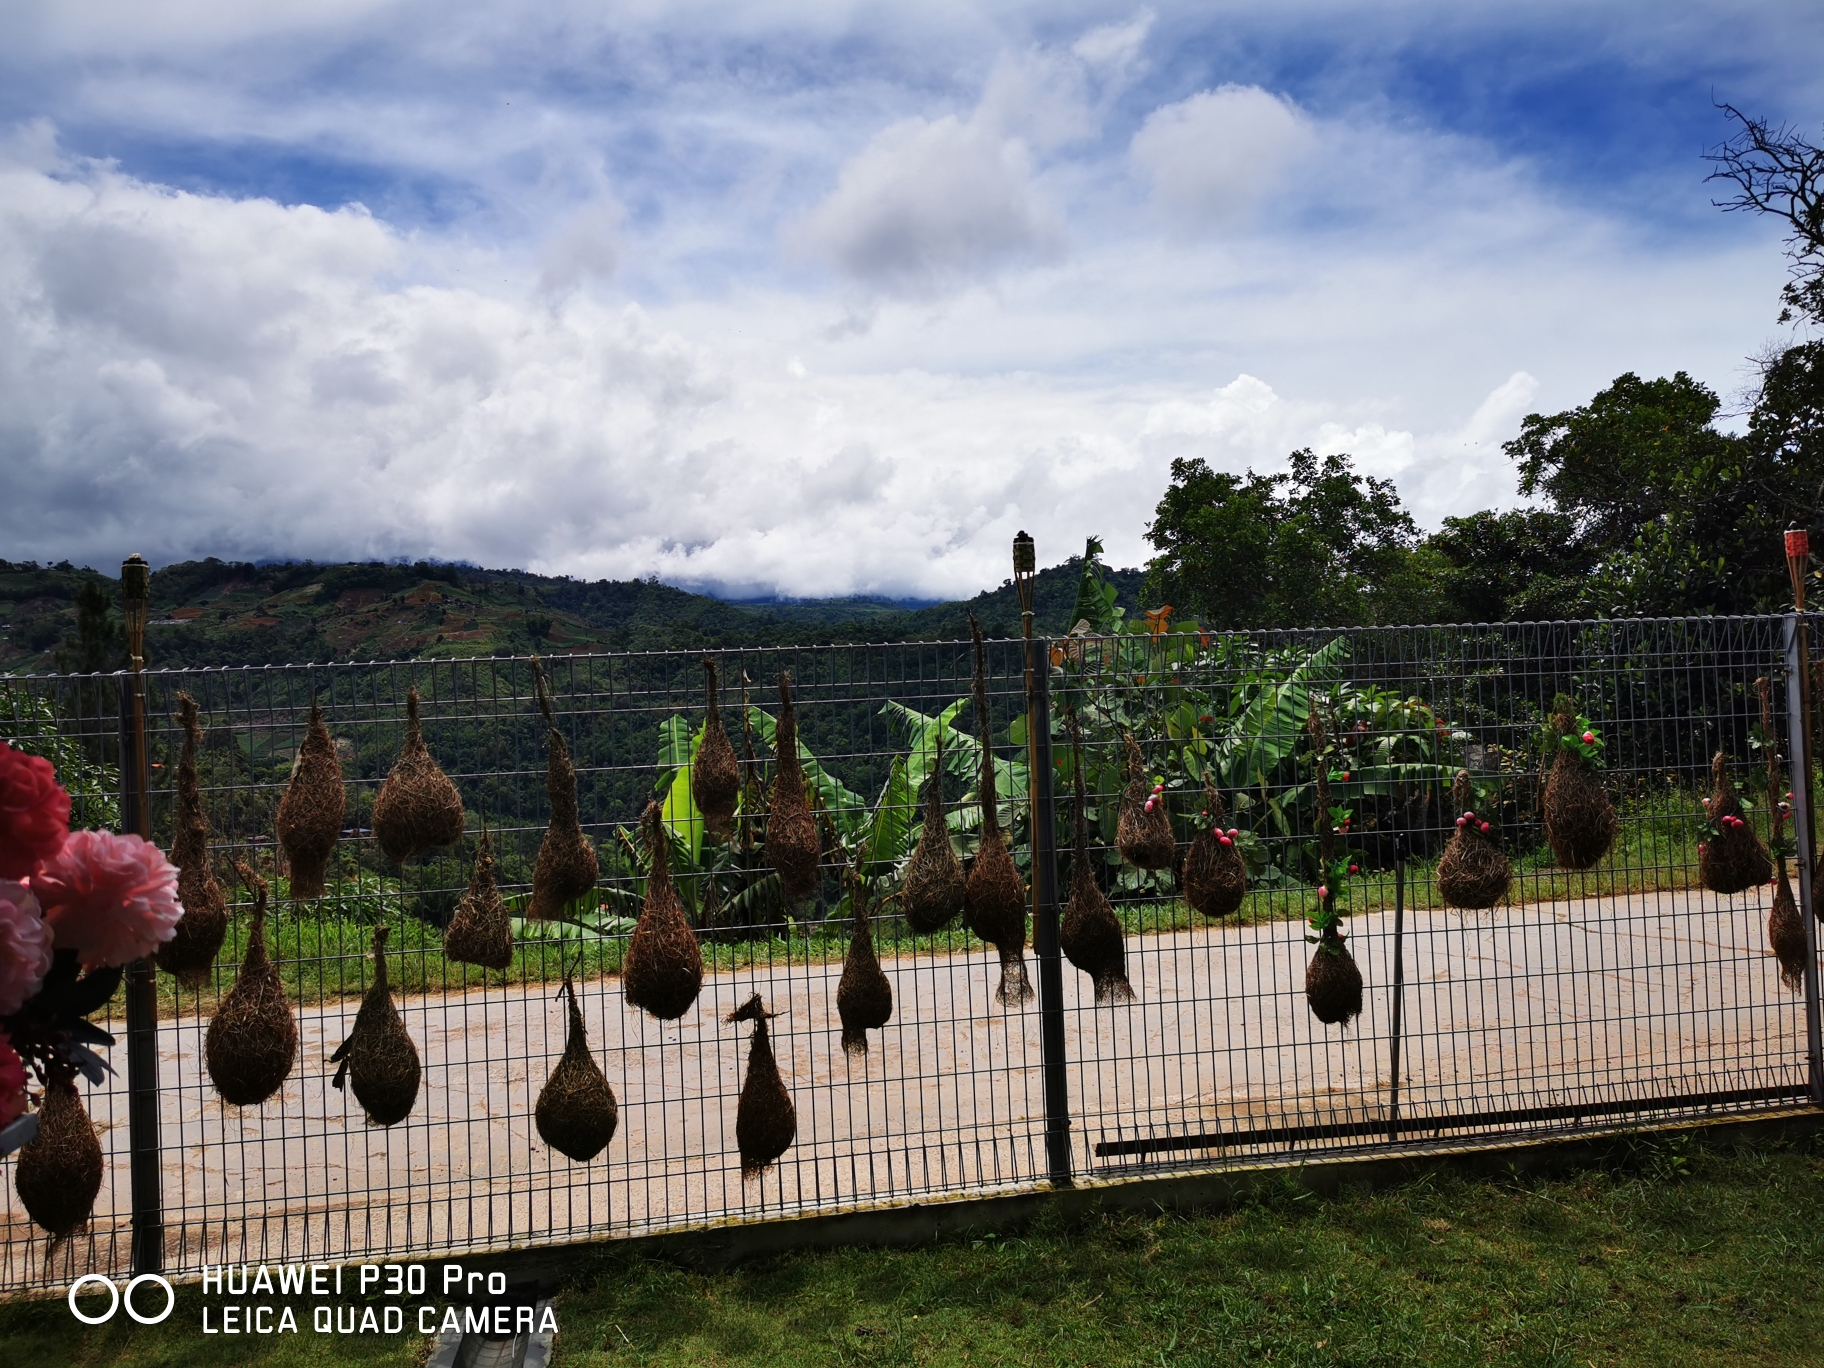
[[1455, 810, 1493, 835], [0, 739, 183, 1006]]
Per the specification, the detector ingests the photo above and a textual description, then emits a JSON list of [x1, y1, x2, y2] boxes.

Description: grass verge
[[2, 1133, 1821, 1365]]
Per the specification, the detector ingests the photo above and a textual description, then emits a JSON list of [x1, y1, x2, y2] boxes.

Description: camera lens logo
[[68, 1274, 175, 1325]]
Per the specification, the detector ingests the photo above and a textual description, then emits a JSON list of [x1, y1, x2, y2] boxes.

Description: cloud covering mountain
[[0, 2, 1816, 596]]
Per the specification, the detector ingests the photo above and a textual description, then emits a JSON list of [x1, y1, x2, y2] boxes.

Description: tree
[[1708, 106, 1824, 326], [1144, 449, 1433, 629], [1503, 371, 1824, 615], [1424, 509, 1594, 622], [56, 579, 123, 674]]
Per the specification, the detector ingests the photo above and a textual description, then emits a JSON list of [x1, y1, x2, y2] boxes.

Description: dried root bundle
[[444, 824, 513, 971], [962, 620, 1032, 1006], [204, 862, 298, 1106], [536, 977, 619, 1162], [1769, 859, 1809, 991], [1060, 718, 1133, 1004], [622, 801, 704, 1021], [728, 993, 796, 1178], [1304, 933, 1363, 1027], [1115, 733, 1175, 871], [276, 703, 344, 898], [157, 691, 227, 986], [331, 926, 421, 1127], [692, 658, 741, 844], [14, 1076, 103, 1238], [1436, 771, 1512, 910], [1542, 705, 1615, 870], [372, 687, 465, 864], [528, 659, 598, 920], [1699, 751, 1772, 895], [900, 724, 965, 934], [836, 872, 893, 1053], [765, 672, 822, 901], [1183, 785, 1247, 920]]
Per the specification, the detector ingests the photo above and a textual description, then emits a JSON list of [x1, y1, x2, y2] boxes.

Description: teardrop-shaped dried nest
[[536, 976, 620, 1162], [528, 660, 599, 920], [1699, 751, 1772, 895], [204, 863, 298, 1107], [1305, 932, 1363, 1026], [14, 1076, 103, 1238], [765, 672, 822, 901], [728, 993, 796, 1178], [836, 876, 893, 1053], [1060, 719, 1133, 1003], [444, 823, 513, 971], [963, 619, 1032, 1006], [157, 691, 228, 986], [1116, 733, 1175, 871], [1542, 711, 1616, 870], [622, 800, 705, 1021], [1436, 772, 1512, 910], [693, 657, 741, 845], [1182, 785, 1247, 920], [372, 687, 465, 864], [900, 725, 965, 934], [1769, 860, 1809, 991], [331, 926, 421, 1127], [277, 703, 345, 899]]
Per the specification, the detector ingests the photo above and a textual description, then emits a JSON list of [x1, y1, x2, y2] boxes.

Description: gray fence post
[[1026, 636, 1073, 1187], [1782, 613, 1824, 1106], [119, 555, 165, 1273]]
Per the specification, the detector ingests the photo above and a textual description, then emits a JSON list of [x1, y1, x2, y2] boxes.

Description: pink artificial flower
[[34, 831, 182, 969], [1480, 822, 1492, 834], [1218, 835, 1232, 847], [0, 879, 53, 1015], [1582, 732, 1595, 744], [1317, 885, 1329, 899], [0, 741, 71, 880], [0, 1029, 25, 1125]]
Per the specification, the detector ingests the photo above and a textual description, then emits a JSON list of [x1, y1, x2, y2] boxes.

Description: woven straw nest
[[14, 1076, 103, 1238], [1115, 733, 1175, 871], [536, 976, 619, 1162], [692, 658, 741, 844], [204, 861, 298, 1106], [1542, 711, 1615, 870], [1059, 719, 1133, 1004], [157, 691, 228, 986], [1699, 751, 1772, 895], [729, 993, 796, 1178], [331, 925, 421, 1127], [528, 659, 599, 920], [372, 687, 465, 864], [962, 618, 1031, 1007], [444, 823, 513, 971], [276, 703, 344, 898], [900, 725, 965, 934], [836, 871, 893, 1053], [1435, 772, 1512, 910], [765, 672, 822, 901], [1182, 786, 1247, 920], [622, 800, 705, 1021]]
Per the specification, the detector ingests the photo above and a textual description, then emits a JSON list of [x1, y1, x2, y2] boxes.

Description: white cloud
[[797, 113, 1063, 296], [1130, 85, 1318, 232]]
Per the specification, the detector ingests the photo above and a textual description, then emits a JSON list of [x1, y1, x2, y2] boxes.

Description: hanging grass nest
[[14, 1075, 103, 1238], [1305, 931, 1363, 1026], [157, 691, 228, 986], [1699, 751, 1772, 895], [900, 725, 965, 934], [1183, 784, 1247, 920], [765, 672, 822, 901], [622, 800, 704, 1021], [1060, 718, 1133, 1003], [693, 658, 741, 845], [728, 993, 796, 1178], [1769, 858, 1808, 991], [962, 619, 1032, 1007], [528, 659, 599, 920], [204, 862, 298, 1107], [276, 703, 344, 899], [1436, 771, 1512, 910], [1116, 733, 1175, 871], [836, 871, 893, 1053], [372, 687, 465, 865], [331, 926, 421, 1127], [535, 976, 619, 1162], [444, 823, 513, 971], [1542, 700, 1616, 870]]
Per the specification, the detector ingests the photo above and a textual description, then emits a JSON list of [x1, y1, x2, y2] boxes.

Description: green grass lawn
[[4, 1131, 1821, 1366]]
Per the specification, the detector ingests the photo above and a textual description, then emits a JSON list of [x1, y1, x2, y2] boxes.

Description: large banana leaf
[[655, 715, 704, 865], [1214, 637, 1349, 791]]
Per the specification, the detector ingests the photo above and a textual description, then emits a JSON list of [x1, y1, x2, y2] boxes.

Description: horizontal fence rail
[[1, 616, 1819, 1291]]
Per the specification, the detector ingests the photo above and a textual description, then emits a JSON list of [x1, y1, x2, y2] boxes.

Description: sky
[[0, 1, 1819, 598]]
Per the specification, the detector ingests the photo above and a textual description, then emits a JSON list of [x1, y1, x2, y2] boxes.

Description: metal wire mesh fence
[[1, 616, 1819, 1292]]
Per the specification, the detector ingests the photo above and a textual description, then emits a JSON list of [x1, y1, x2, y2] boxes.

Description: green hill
[[0, 551, 1148, 673]]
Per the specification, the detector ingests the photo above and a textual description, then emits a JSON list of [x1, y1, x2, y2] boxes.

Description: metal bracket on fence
[[1782, 613, 1824, 1107], [1025, 635, 1073, 1188]]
